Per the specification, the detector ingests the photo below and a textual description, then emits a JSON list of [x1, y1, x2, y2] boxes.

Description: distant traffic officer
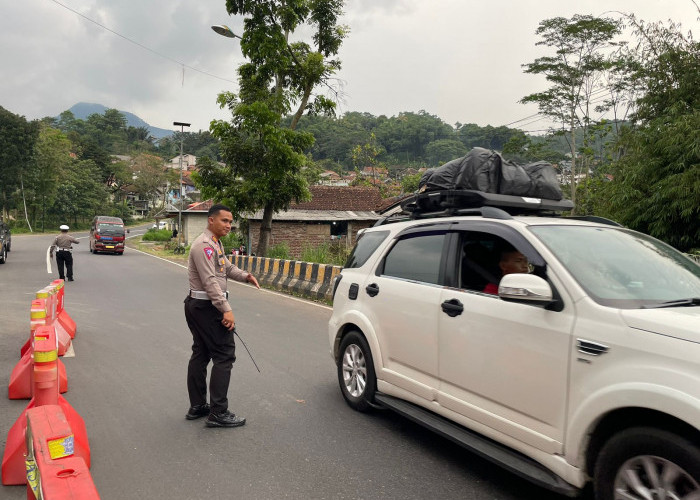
[[184, 203, 260, 428], [50, 224, 80, 282]]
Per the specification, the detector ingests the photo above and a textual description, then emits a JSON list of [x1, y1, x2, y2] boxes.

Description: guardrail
[[231, 255, 342, 302]]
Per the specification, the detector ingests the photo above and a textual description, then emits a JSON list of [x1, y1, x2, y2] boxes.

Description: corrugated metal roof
[[245, 209, 380, 221]]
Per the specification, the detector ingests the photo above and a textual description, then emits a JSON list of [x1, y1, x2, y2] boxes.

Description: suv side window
[[456, 230, 542, 293], [381, 233, 446, 285], [344, 230, 389, 269]]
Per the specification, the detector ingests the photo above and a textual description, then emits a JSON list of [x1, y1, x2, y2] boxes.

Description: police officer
[[50, 225, 80, 281], [184, 204, 260, 428]]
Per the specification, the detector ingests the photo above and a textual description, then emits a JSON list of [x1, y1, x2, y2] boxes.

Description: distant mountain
[[63, 102, 174, 139]]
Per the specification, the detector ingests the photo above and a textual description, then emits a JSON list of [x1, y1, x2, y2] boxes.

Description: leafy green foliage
[[301, 241, 350, 265], [0, 106, 39, 218], [401, 173, 422, 194], [219, 231, 246, 254], [198, 0, 347, 257], [142, 228, 173, 242], [521, 14, 622, 212], [599, 17, 699, 251], [267, 242, 291, 259]]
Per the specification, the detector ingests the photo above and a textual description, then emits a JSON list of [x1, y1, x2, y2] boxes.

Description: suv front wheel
[[594, 427, 700, 500], [337, 331, 376, 412]]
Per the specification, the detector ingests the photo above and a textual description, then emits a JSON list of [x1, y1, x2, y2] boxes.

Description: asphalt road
[[1, 228, 571, 500]]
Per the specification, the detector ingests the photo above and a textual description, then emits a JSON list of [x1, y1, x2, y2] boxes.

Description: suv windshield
[[530, 225, 700, 309], [98, 223, 124, 236]]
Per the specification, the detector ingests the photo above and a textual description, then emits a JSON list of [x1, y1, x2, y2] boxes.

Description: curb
[[232, 256, 342, 302]]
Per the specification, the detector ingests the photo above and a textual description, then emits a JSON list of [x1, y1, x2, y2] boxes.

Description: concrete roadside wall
[[231, 255, 342, 302]]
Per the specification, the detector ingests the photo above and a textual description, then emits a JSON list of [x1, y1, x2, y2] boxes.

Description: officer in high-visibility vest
[[50, 225, 80, 281]]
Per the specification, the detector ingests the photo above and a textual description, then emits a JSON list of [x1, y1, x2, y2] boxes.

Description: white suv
[[328, 191, 700, 499]]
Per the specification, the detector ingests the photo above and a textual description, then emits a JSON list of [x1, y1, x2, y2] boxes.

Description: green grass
[[301, 242, 350, 266], [267, 242, 291, 260], [142, 228, 173, 242]]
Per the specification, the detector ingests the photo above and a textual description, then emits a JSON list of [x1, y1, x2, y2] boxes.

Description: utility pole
[[173, 121, 190, 250]]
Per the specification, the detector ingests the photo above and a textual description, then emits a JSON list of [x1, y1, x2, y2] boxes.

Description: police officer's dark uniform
[[50, 225, 80, 281], [184, 207, 258, 427]]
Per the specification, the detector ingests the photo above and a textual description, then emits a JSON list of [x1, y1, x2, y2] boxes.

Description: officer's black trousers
[[184, 296, 236, 415], [56, 251, 74, 280]]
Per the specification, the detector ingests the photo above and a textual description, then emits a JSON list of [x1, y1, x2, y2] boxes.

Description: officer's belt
[[58, 248, 72, 252], [190, 290, 228, 300]]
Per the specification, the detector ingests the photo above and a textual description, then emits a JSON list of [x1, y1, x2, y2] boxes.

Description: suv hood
[[621, 308, 700, 343]]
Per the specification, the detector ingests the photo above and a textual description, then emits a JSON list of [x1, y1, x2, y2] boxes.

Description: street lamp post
[[211, 25, 241, 39], [173, 121, 190, 251]]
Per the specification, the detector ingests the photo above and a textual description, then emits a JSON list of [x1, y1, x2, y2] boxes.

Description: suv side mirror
[[498, 274, 553, 303]]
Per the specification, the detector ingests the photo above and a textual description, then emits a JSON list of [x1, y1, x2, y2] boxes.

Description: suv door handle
[[441, 299, 464, 317], [366, 283, 379, 297]]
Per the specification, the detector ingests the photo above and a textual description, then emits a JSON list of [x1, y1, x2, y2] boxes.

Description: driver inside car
[[482, 243, 530, 295]]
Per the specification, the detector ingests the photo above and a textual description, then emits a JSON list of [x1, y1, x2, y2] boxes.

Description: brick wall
[[248, 220, 375, 257]]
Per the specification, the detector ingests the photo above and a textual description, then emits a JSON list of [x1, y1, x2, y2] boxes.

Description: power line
[[48, 0, 236, 85]]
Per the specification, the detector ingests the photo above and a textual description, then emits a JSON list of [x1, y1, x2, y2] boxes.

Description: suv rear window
[[344, 230, 389, 269]]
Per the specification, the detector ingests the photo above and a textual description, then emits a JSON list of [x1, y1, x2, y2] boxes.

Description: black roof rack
[[374, 190, 574, 227]]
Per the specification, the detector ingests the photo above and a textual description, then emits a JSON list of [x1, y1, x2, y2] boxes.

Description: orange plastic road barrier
[[21, 299, 49, 357], [39, 285, 72, 357], [2, 326, 90, 486], [12, 302, 68, 399], [52, 279, 77, 340], [24, 406, 100, 499]]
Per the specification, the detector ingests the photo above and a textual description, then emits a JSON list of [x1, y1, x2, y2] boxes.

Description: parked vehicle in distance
[[0, 220, 10, 264], [329, 190, 700, 499], [89, 216, 128, 254]]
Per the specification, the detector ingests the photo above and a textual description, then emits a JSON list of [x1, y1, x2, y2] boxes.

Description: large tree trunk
[[256, 201, 274, 257], [290, 85, 312, 131], [569, 108, 577, 215]]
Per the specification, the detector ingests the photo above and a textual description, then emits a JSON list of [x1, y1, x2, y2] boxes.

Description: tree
[[521, 15, 622, 211], [401, 173, 422, 194], [0, 107, 39, 223], [351, 132, 383, 185], [424, 139, 467, 166], [200, 0, 348, 256], [51, 159, 107, 225], [130, 153, 169, 212], [602, 15, 700, 251], [30, 125, 73, 231]]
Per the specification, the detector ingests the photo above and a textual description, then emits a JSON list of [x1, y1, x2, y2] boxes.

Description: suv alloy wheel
[[338, 331, 376, 412]]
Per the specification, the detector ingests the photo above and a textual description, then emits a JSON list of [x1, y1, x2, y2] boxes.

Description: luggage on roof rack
[[400, 190, 574, 216], [419, 147, 564, 201]]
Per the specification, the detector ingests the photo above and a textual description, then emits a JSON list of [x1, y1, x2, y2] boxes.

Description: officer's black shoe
[[67, 278, 74, 281], [205, 410, 246, 428], [185, 403, 210, 420]]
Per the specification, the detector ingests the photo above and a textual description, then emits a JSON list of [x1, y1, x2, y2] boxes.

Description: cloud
[[1, 0, 696, 134]]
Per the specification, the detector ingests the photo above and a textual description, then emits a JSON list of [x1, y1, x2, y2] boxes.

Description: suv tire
[[0, 246, 6, 264], [594, 427, 700, 500], [337, 331, 376, 412]]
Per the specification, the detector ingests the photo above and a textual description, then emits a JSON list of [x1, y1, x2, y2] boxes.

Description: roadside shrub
[[267, 242, 291, 260], [220, 231, 245, 254], [142, 229, 172, 242], [301, 241, 350, 266]]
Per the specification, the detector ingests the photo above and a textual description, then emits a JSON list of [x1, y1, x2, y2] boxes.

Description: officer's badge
[[204, 247, 215, 260]]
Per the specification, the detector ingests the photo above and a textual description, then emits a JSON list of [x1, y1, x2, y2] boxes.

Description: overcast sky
[[1, 0, 697, 134]]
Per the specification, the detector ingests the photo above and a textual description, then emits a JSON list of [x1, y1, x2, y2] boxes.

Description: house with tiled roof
[[246, 185, 384, 258]]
